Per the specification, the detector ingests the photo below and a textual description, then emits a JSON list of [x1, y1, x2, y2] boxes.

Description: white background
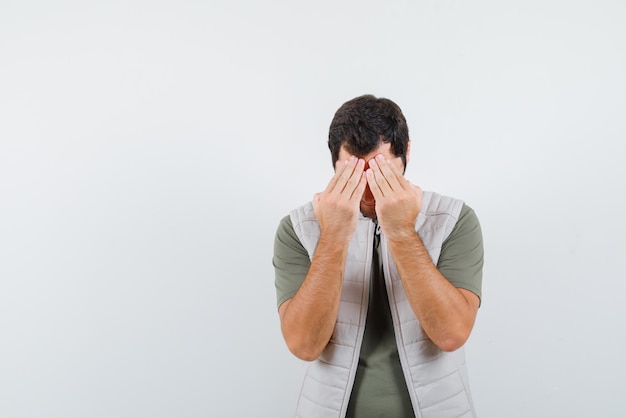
[[1, 1, 625, 417]]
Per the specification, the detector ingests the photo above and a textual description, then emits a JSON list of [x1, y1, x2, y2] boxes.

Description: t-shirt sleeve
[[437, 204, 484, 303], [273, 215, 311, 309]]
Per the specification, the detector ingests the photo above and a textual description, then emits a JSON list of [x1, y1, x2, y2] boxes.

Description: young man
[[273, 95, 484, 418]]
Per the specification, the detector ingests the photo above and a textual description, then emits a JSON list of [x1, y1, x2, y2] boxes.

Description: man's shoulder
[[421, 191, 465, 219], [277, 214, 294, 234], [289, 201, 317, 226], [440, 200, 482, 252]]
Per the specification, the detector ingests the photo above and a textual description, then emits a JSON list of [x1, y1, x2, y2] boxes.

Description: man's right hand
[[313, 156, 367, 243], [280, 156, 367, 361]]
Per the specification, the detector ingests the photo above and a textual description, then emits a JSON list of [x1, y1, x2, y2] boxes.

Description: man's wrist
[[318, 231, 352, 250], [384, 224, 418, 243]]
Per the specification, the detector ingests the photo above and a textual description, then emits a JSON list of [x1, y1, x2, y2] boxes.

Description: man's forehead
[[338, 142, 394, 159]]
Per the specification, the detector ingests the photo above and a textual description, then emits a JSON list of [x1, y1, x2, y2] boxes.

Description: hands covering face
[[313, 157, 367, 243], [365, 154, 423, 241], [313, 154, 423, 243]]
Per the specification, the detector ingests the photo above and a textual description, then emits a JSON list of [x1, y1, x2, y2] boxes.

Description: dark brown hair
[[328, 94, 410, 167]]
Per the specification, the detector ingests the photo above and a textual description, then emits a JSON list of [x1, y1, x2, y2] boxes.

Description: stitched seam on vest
[[327, 341, 355, 348], [425, 210, 460, 218], [304, 372, 349, 390], [300, 393, 341, 413], [335, 319, 360, 325], [420, 389, 467, 412], [420, 369, 458, 388], [317, 357, 350, 370], [409, 351, 444, 365], [336, 303, 363, 307], [422, 390, 465, 409], [404, 337, 430, 344]]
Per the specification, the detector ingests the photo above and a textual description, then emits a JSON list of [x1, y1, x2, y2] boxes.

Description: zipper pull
[[375, 223, 381, 236]]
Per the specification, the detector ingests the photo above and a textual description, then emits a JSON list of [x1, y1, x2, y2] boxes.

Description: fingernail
[[376, 154, 385, 161]]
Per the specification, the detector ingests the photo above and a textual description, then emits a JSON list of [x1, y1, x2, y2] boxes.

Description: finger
[[365, 168, 385, 201], [341, 158, 365, 195], [324, 156, 356, 194], [373, 154, 404, 191], [385, 158, 412, 190], [333, 156, 361, 195], [349, 171, 368, 203], [367, 157, 393, 195]]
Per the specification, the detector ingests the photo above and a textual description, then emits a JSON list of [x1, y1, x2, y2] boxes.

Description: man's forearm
[[279, 155, 364, 361], [279, 235, 348, 361], [387, 231, 478, 352]]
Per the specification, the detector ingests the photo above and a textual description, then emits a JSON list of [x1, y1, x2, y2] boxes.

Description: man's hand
[[313, 156, 367, 243], [279, 156, 367, 361], [365, 154, 479, 351], [365, 154, 423, 241]]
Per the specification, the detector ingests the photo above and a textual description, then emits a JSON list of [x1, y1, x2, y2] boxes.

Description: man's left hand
[[365, 154, 423, 241]]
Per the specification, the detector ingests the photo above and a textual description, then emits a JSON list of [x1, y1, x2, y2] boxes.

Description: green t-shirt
[[273, 204, 484, 418]]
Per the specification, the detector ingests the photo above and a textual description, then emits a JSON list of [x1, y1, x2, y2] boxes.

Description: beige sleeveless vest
[[289, 191, 476, 418]]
